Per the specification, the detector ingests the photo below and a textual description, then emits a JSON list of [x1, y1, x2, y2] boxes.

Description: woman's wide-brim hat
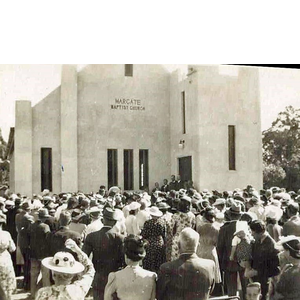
[[42, 252, 84, 274], [128, 201, 141, 211], [265, 205, 283, 221], [148, 206, 163, 217]]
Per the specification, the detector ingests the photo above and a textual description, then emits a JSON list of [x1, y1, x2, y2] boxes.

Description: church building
[[6, 64, 263, 195]]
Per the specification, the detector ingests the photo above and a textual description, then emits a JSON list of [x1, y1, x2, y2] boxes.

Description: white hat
[[213, 198, 226, 206], [5, 200, 14, 206], [42, 252, 84, 274], [234, 221, 249, 236], [129, 201, 141, 211], [265, 205, 283, 221], [148, 206, 163, 217], [277, 234, 300, 245]]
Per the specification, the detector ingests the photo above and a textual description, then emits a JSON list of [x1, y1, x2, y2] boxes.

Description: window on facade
[[228, 125, 236, 170], [125, 64, 133, 77], [124, 149, 134, 190], [41, 148, 52, 191], [108, 149, 118, 188], [139, 149, 149, 189], [182, 91, 186, 134]]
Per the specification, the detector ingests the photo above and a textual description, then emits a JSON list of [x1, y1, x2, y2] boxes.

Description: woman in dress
[[0, 214, 16, 300], [141, 206, 166, 272], [125, 202, 141, 236], [168, 196, 196, 261], [35, 239, 95, 300], [196, 207, 222, 284], [104, 235, 156, 300]]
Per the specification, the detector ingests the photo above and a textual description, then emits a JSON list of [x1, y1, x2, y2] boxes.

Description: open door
[[178, 156, 192, 184]]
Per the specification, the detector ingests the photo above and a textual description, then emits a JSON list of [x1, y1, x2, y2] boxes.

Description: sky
[[0, 64, 300, 142]]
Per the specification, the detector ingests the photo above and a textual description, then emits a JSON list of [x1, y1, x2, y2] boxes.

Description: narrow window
[[108, 149, 118, 188], [124, 149, 134, 190], [139, 149, 149, 189], [182, 91, 186, 134], [228, 125, 236, 170], [125, 64, 133, 77], [41, 148, 52, 191]]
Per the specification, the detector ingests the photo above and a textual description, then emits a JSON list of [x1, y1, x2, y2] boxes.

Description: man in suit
[[83, 207, 125, 300], [282, 202, 300, 236], [49, 210, 82, 256], [176, 175, 184, 191], [17, 202, 34, 290], [157, 227, 215, 300], [161, 179, 169, 193], [168, 175, 177, 191], [217, 202, 246, 299]]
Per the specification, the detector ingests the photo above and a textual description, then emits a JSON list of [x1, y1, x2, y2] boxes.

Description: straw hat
[[148, 206, 163, 217], [42, 252, 84, 274]]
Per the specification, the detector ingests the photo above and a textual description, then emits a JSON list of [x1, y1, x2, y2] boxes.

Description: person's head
[[163, 179, 168, 185], [178, 196, 191, 213], [202, 207, 216, 223], [250, 220, 266, 241], [123, 235, 147, 265], [246, 282, 262, 300], [59, 211, 72, 227], [21, 201, 32, 213], [283, 238, 300, 259], [154, 182, 159, 188], [171, 175, 175, 182], [67, 197, 78, 210], [38, 208, 50, 222], [128, 202, 141, 216], [102, 207, 120, 227], [287, 202, 299, 218], [178, 228, 199, 254], [42, 252, 84, 286], [148, 206, 163, 220]]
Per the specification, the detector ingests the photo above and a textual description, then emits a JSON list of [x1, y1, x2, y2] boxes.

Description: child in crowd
[[230, 221, 254, 278]]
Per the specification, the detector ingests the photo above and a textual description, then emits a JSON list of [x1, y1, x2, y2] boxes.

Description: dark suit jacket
[[83, 226, 124, 275], [157, 253, 215, 300], [29, 220, 50, 259], [217, 220, 242, 273], [168, 181, 177, 191], [49, 226, 82, 256]]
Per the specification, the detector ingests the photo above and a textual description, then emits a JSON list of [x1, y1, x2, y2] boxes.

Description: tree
[[0, 129, 9, 185], [263, 106, 300, 190]]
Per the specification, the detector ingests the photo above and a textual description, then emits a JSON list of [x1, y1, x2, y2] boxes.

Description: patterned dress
[[141, 218, 166, 273], [168, 211, 196, 261], [0, 230, 16, 300]]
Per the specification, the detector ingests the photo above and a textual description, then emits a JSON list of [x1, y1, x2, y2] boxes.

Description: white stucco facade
[[7, 64, 263, 195]]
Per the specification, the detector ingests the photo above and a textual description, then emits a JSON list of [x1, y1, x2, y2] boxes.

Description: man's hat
[[213, 198, 226, 207], [157, 201, 170, 211], [21, 202, 32, 211], [227, 202, 243, 218], [38, 208, 51, 219], [102, 207, 121, 221]]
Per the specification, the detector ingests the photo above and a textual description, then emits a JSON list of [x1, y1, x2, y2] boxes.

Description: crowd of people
[[0, 177, 300, 300]]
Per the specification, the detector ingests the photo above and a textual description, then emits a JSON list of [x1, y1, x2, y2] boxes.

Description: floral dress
[[141, 218, 166, 272], [35, 251, 95, 300], [168, 211, 196, 261], [0, 230, 16, 300]]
